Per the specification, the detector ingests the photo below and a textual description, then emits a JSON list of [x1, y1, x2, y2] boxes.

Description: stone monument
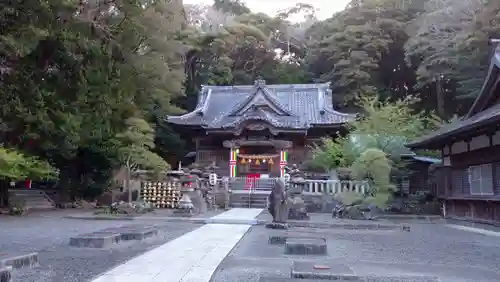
[[266, 178, 288, 229]]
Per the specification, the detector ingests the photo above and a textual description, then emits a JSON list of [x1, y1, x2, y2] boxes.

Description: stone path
[[90, 208, 262, 282], [210, 208, 262, 221], [446, 224, 500, 237]]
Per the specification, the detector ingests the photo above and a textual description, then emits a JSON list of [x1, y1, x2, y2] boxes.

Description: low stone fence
[[302, 180, 370, 213], [304, 180, 370, 195]]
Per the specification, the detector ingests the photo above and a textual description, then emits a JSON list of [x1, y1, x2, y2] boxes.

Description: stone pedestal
[[285, 238, 327, 255], [174, 192, 194, 217], [287, 194, 309, 220], [287, 177, 309, 220]]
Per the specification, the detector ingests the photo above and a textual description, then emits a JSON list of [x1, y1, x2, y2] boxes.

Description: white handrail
[[304, 180, 369, 195]]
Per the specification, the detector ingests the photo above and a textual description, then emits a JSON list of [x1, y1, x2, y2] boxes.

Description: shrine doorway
[[236, 146, 279, 178]]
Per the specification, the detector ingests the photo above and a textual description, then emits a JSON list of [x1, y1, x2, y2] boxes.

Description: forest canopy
[[0, 0, 498, 200]]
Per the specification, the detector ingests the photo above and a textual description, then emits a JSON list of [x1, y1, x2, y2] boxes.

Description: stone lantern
[[174, 172, 195, 216], [287, 171, 309, 220]]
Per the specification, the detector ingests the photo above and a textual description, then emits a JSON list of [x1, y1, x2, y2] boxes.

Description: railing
[[222, 177, 369, 196], [227, 177, 275, 192], [304, 180, 370, 195]]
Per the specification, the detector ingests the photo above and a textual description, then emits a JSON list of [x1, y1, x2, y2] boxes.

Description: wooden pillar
[[229, 148, 238, 177], [279, 150, 288, 178]]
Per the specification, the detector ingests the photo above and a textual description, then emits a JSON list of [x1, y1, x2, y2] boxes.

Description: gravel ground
[[212, 221, 500, 282], [0, 212, 201, 282]]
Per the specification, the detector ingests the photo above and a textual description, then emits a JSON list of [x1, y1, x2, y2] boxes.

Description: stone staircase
[[8, 189, 56, 210], [229, 178, 275, 208]]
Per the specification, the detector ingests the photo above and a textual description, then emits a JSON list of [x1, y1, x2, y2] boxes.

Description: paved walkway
[[91, 208, 263, 282], [446, 224, 500, 237]]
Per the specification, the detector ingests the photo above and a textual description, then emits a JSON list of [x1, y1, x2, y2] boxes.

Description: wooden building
[[167, 79, 355, 179], [407, 45, 500, 224], [399, 154, 441, 195]]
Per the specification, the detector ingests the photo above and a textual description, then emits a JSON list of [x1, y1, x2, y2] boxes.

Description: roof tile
[[168, 82, 354, 130]]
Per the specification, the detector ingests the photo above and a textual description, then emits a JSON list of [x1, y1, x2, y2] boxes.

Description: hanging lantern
[[255, 159, 260, 165], [262, 159, 266, 163], [248, 159, 252, 163], [241, 158, 246, 164], [269, 158, 274, 164]]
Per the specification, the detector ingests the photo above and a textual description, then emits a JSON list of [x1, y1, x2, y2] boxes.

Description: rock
[[134, 201, 154, 213], [343, 205, 364, 220], [114, 202, 135, 215], [268, 179, 288, 223], [0, 267, 11, 282], [285, 238, 327, 255]]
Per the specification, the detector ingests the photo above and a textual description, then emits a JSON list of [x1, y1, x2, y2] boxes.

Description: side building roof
[[167, 79, 355, 132], [407, 45, 500, 149]]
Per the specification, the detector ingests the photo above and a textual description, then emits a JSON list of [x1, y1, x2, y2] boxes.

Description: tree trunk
[[0, 181, 9, 208], [436, 75, 445, 118], [58, 168, 71, 204], [126, 166, 132, 204]]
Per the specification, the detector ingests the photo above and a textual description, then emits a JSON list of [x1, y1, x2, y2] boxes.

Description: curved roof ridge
[[228, 86, 294, 116]]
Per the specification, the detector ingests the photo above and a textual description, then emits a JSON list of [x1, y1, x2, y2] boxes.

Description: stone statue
[[266, 178, 288, 229]]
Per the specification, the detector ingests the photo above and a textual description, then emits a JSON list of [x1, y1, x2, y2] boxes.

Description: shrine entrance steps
[[8, 189, 56, 211], [228, 177, 275, 208]]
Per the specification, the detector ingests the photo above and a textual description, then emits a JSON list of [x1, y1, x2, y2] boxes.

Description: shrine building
[[407, 45, 500, 224], [167, 79, 355, 179]]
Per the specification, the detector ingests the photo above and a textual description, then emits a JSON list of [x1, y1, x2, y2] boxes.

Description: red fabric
[[25, 178, 32, 189], [245, 174, 260, 190]]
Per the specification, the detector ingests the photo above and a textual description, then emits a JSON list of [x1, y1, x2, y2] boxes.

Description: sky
[[182, 0, 352, 21]]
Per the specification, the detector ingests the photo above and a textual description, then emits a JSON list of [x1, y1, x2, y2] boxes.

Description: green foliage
[[117, 118, 170, 173], [310, 137, 349, 172], [348, 95, 442, 162], [0, 147, 57, 180], [352, 148, 396, 208]]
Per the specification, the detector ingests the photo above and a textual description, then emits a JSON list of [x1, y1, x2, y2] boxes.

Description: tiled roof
[[167, 80, 355, 130], [407, 103, 500, 148], [407, 46, 500, 148]]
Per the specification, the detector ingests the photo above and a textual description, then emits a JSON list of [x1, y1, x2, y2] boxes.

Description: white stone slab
[[210, 208, 263, 220], [446, 224, 500, 237], [90, 223, 251, 282]]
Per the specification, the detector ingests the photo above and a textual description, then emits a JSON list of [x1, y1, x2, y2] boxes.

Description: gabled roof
[[407, 45, 500, 149], [167, 79, 355, 131]]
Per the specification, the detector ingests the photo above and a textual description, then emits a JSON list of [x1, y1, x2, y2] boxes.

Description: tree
[[352, 148, 396, 208], [404, 0, 488, 116], [348, 95, 442, 161], [0, 147, 57, 208], [305, 0, 415, 109], [116, 117, 169, 203], [310, 137, 348, 173]]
